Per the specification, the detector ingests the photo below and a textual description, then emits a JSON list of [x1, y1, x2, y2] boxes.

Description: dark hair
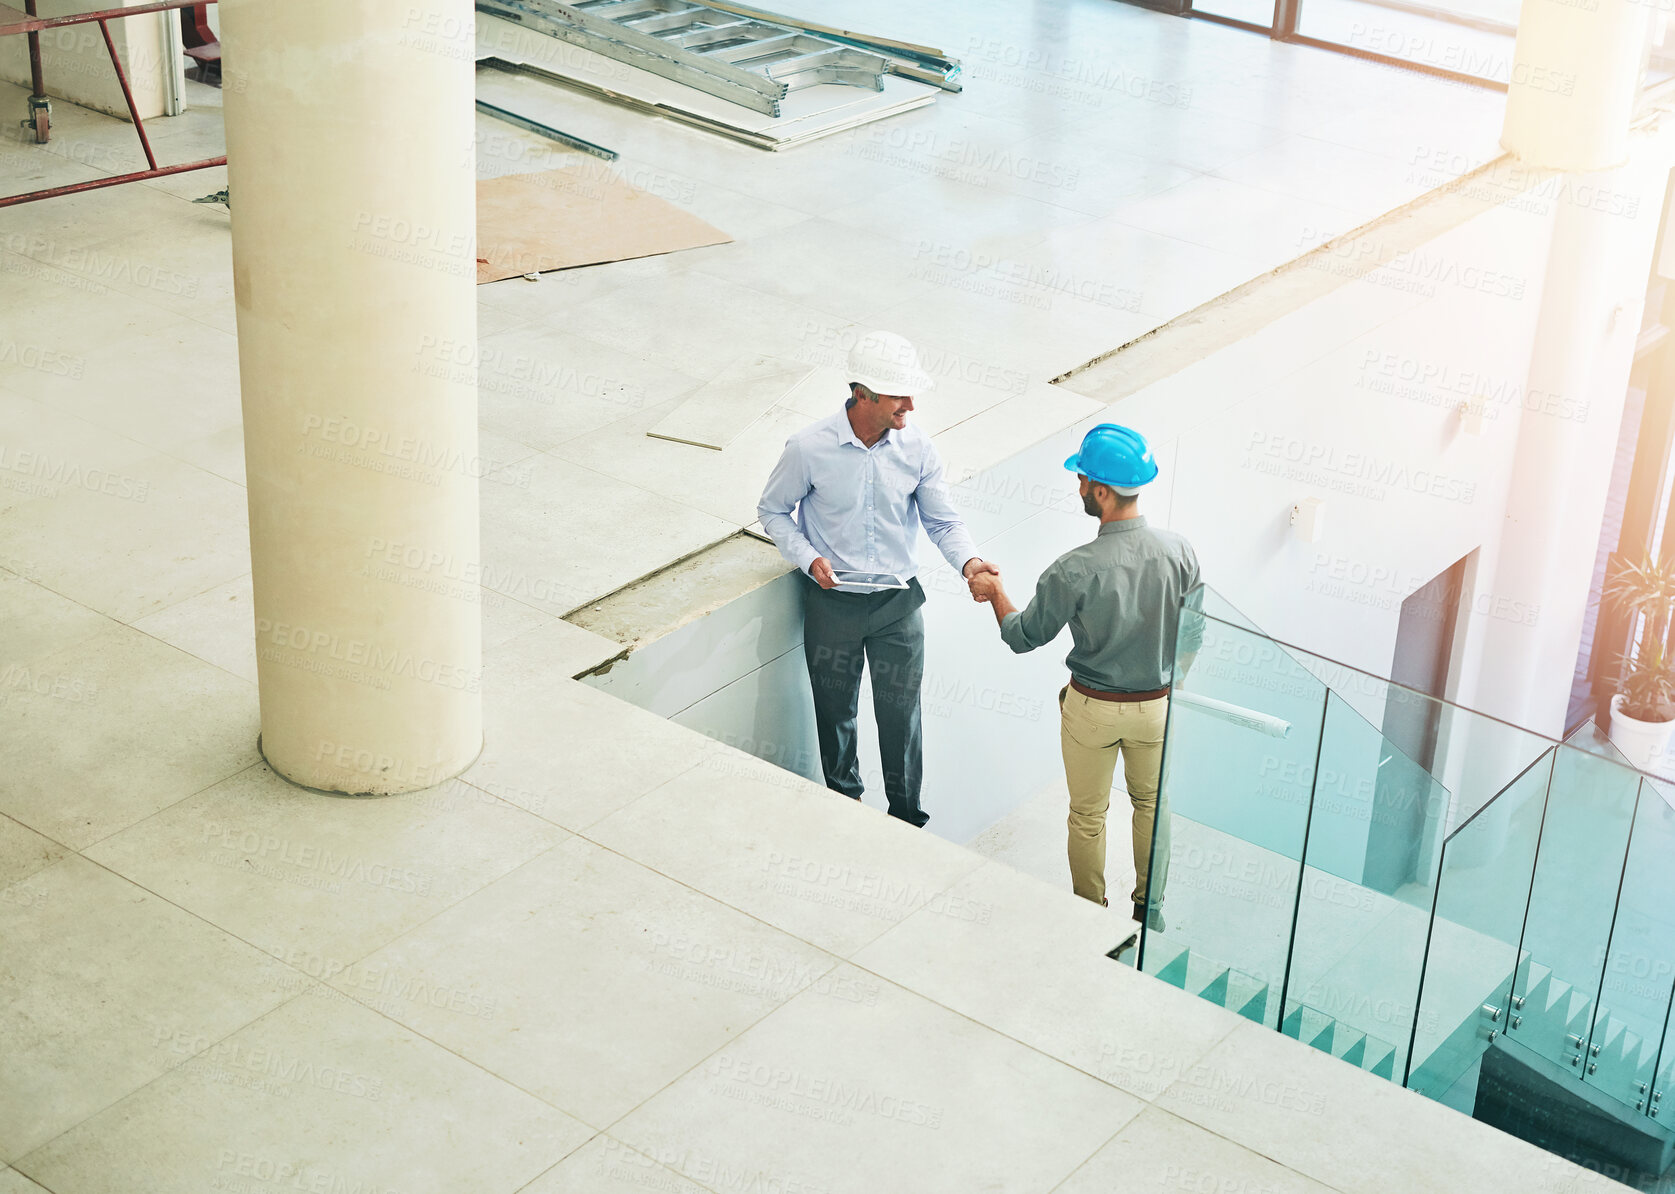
[[846, 382, 875, 410]]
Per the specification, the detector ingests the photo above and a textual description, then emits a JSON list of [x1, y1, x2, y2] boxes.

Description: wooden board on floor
[[475, 165, 731, 284], [646, 355, 814, 451]]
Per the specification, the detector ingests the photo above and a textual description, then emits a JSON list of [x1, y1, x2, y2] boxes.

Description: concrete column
[[222, 0, 482, 794], [1483, 182, 1647, 740], [1501, 0, 1649, 171], [1445, 145, 1666, 864]]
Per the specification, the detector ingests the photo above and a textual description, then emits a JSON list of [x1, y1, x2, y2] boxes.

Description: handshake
[[962, 558, 1003, 604]]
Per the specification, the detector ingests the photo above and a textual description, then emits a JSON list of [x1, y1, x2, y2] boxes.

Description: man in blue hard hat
[[969, 424, 1200, 928], [758, 330, 999, 827]]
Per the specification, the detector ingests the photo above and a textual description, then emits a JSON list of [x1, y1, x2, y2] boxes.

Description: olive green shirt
[[1000, 517, 1202, 693]]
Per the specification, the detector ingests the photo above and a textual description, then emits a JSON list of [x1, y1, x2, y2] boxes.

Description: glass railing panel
[[1285, 691, 1449, 1082], [1581, 771, 1675, 1115], [1408, 749, 1555, 1098], [1298, 652, 1553, 835], [1504, 745, 1641, 1073], [1565, 718, 1647, 766], [1195, 584, 1263, 633], [1430, 702, 1557, 834], [1140, 607, 1326, 1030], [1643, 831, 1675, 1131]]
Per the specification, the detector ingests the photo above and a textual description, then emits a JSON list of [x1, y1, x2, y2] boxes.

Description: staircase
[[1149, 938, 1403, 1079], [1508, 959, 1670, 1119], [1152, 943, 1271, 1026], [1280, 1003, 1398, 1080], [1142, 585, 1675, 1180]]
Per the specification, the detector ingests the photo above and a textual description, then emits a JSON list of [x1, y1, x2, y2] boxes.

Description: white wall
[[1147, 141, 1671, 854], [1138, 204, 1551, 689], [0, 1, 176, 122], [1149, 150, 1666, 738]]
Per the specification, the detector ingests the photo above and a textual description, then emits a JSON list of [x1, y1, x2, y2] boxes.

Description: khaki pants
[[1058, 685, 1170, 908]]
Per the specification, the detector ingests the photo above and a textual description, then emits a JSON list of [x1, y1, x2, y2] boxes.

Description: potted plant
[[1603, 554, 1675, 768]]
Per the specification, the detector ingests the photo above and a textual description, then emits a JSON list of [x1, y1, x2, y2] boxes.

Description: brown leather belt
[[1071, 679, 1170, 703]]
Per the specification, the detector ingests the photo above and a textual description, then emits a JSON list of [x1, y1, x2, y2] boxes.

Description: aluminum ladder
[[476, 0, 892, 116]]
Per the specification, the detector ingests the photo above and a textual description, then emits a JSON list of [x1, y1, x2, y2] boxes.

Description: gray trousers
[[801, 575, 928, 827]]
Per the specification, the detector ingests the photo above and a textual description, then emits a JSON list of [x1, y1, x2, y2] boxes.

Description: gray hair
[[846, 382, 876, 410]]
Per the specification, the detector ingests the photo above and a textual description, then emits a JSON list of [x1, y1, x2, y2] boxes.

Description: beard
[[1081, 492, 1101, 516]]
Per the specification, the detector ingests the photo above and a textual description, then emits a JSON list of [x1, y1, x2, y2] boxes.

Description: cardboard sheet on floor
[[475, 166, 730, 285], [646, 355, 813, 451]]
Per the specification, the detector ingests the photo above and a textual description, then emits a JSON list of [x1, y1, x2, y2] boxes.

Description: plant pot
[[1608, 694, 1675, 770]]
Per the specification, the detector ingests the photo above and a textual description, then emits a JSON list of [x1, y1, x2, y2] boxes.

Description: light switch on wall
[[1290, 497, 1325, 544]]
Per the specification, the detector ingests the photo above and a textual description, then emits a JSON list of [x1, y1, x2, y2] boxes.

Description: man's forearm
[[758, 508, 819, 574], [989, 587, 1018, 629], [935, 528, 981, 577]]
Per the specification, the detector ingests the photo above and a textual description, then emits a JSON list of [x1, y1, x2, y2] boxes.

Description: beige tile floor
[[0, 2, 1627, 1190]]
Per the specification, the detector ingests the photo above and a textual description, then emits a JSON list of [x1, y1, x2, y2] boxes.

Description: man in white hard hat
[[758, 330, 998, 827]]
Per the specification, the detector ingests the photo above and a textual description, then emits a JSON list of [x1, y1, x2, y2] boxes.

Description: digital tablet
[[831, 570, 909, 591]]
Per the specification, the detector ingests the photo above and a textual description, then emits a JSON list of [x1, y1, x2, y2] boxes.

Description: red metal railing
[[0, 0, 226, 208]]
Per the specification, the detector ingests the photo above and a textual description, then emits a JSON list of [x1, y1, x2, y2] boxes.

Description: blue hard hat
[[1064, 424, 1157, 494]]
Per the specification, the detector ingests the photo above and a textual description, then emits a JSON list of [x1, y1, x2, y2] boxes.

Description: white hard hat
[[846, 329, 935, 396]]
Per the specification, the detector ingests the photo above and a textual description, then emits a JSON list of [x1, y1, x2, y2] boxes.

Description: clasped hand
[[963, 559, 1002, 603]]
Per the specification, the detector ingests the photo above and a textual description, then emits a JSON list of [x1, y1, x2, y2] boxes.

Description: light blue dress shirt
[[758, 409, 980, 582]]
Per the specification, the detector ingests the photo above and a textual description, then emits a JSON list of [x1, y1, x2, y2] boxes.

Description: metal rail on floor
[[0, 0, 227, 208], [473, 95, 619, 160]]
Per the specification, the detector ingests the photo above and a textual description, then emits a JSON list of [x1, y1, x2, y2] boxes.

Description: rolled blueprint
[[1172, 690, 1291, 739]]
